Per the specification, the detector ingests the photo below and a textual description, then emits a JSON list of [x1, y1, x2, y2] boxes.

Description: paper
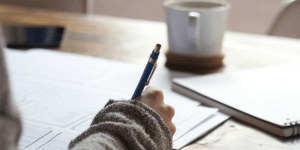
[[172, 106, 218, 141], [173, 61, 300, 127], [4, 48, 228, 149], [173, 112, 229, 149]]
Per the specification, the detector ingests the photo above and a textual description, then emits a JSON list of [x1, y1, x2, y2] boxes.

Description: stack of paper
[[4, 48, 229, 150]]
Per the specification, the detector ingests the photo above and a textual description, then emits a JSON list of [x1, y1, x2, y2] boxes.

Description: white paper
[[37, 133, 78, 150], [173, 112, 229, 149], [3, 48, 228, 149], [19, 123, 52, 148], [173, 61, 300, 126], [172, 106, 218, 141]]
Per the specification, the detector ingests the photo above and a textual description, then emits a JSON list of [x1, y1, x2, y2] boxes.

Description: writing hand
[[134, 86, 176, 136]]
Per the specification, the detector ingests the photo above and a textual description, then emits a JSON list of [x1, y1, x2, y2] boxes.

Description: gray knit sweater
[[0, 45, 172, 149], [69, 100, 173, 150]]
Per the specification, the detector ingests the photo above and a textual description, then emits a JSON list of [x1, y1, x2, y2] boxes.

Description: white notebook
[[4, 48, 229, 149], [173, 62, 300, 137]]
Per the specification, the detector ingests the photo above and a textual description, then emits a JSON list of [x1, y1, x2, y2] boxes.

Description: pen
[[131, 44, 161, 100]]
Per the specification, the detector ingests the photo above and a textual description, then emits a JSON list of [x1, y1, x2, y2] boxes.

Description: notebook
[[172, 62, 300, 137], [4, 48, 229, 150]]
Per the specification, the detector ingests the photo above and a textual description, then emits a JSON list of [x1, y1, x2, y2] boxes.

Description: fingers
[[135, 86, 164, 107], [161, 104, 176, 136], [144, 86, 164, 104], [160, 104, 175, 120], [134, 86, 176, 136], [168, 121, 176, 136]]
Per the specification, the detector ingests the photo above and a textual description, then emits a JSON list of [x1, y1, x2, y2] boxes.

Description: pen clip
[[145, 63, 157, 86]]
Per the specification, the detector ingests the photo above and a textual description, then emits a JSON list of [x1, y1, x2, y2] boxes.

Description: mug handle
[[188, 12, 200, 48]]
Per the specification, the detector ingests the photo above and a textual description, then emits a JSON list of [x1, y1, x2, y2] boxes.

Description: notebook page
[[4, 48, 225, 149], [174, 62, 300, 126]]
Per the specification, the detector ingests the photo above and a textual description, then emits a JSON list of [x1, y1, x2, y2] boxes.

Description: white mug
[[164, 0, 230, 57]]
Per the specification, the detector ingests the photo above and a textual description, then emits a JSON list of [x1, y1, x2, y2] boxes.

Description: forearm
[[69, 100, 172, 150]]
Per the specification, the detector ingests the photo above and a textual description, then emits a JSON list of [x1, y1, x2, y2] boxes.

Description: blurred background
[[0, 0, 294, 35]]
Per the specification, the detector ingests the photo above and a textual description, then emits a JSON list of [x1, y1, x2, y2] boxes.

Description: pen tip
[[154, 44, 161, 53]]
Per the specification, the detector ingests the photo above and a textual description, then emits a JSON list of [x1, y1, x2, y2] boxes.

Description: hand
[[134, 86, 176, 136]]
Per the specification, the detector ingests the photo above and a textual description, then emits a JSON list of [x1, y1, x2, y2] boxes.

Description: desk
[[1, 4, 300, 150]]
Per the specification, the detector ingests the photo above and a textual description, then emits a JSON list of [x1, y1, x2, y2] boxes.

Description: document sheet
[[4, 48, 229, 150]]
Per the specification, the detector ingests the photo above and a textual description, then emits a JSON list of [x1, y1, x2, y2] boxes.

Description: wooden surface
[[1, 4, 300, 150]]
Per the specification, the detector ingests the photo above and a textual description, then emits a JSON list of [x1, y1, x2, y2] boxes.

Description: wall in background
[[226, 0, 282, 34], [93, 0, 163, 22], [0, 0, 283, 34], [0, 0, 87, 13], [92, 0, 283, 34]]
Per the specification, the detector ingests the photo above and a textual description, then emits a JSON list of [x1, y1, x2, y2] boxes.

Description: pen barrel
[[131, 62, 154, 100], [150, 52, 159, 59]]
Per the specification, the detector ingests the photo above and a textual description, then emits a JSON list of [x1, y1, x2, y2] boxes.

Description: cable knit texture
[[69, 100, 173, 150]]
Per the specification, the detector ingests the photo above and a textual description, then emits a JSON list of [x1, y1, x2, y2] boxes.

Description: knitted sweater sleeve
[[68, 100, 173, 150]]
